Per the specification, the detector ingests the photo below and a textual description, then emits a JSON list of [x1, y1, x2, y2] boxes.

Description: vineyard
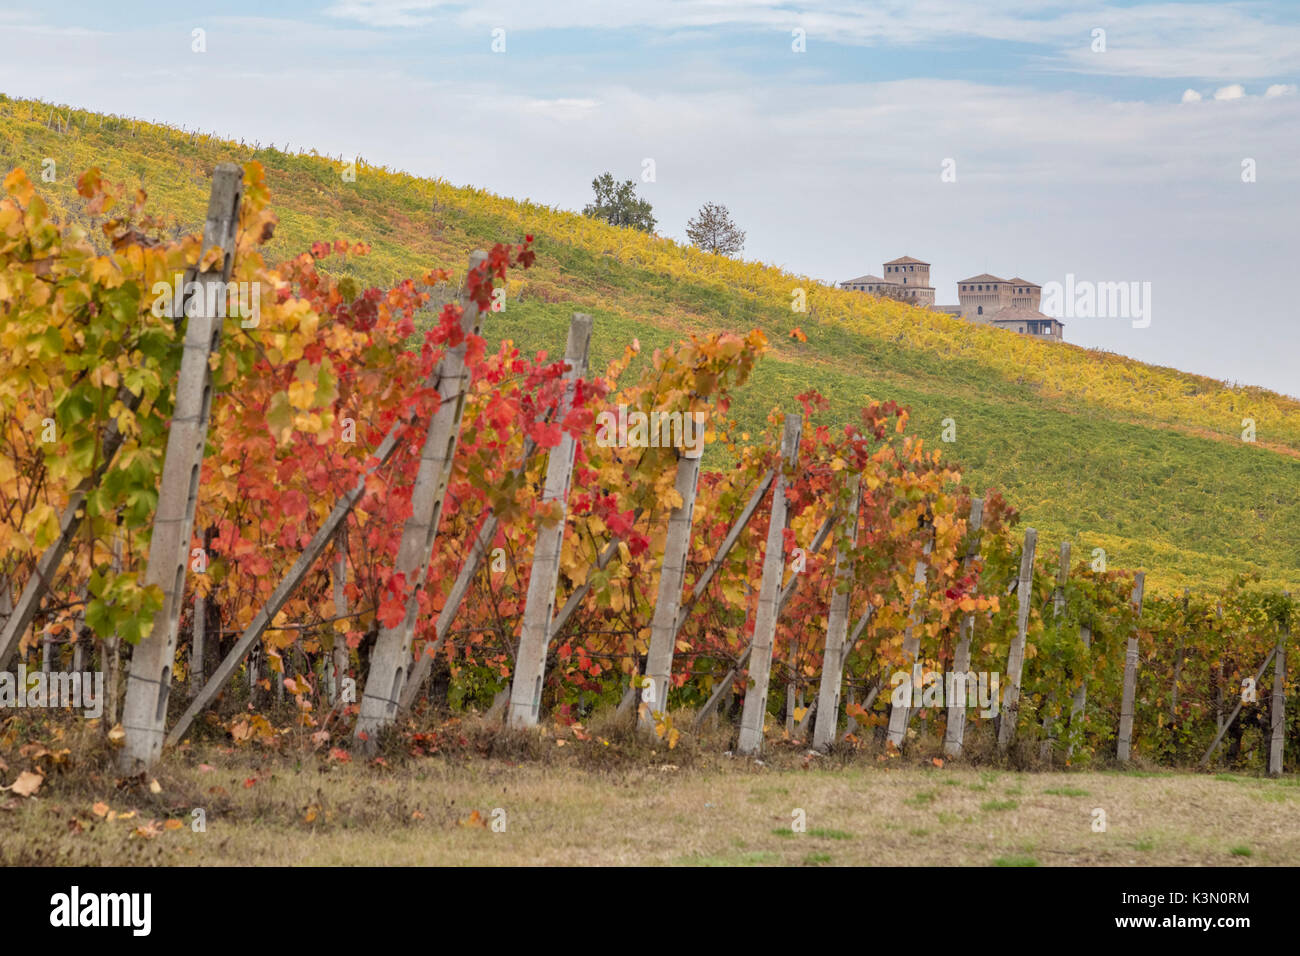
[[0, 155, 1294, 799], [1, 94, 1298, 598]]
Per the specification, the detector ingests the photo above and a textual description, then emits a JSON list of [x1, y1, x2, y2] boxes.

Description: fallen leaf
[[198, 764, 215, 773], [163, 819, 184, 831], [9, 770, 43, 797], [242, 777, 257, 789], [91, 801, 110, 817], [131, 821, 161, 840], [148, 779, 162, 794], [458, 810, 486, 828], [106, 724, 125, 746], [931, 757, 944, 768]]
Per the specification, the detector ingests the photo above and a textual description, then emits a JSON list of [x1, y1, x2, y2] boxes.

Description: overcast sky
[[3, 1, 1297, 397]]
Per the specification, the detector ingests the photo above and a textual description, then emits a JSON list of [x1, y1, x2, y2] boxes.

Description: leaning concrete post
[[120, 163, 243, 774], [355, 252, 493, 749], [507, 314, 593, 728], [1116, 571, 1145, 763], [639, 446, 705, 734], [736, 414, 802, 756], [811, 476, 861, 752], [1269, 592, 1289, 777], [943, 498, 984, 758], [886, 521, 934, 749], [997, 527, 1037, 754]]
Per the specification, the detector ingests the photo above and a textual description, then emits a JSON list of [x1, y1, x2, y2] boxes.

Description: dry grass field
[[2, 714, 1296, 867]]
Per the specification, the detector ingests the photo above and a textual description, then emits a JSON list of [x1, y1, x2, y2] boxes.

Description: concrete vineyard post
[[943, 498, 984, 758], [1116, 571, 1145, 763], [1039, 540, 1070, 760], [355, 252, 495, 749], [997, 527, 1037, 754], [886, 523, 934, 749], [506, 314, 593, 728], [811, 476, 861, 752], [120, 164, 243, 774], [1269, 592, 1289, 776], [640, 450, 704, 734], [736, 414, 802, 756]]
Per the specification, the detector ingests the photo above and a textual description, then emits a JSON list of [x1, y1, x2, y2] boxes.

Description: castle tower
[[956, 273, 1011, 321], [1007, 278, 1041, 311], [881, 255, 935, 306]]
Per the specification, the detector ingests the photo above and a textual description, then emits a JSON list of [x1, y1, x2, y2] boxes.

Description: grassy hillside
[[3, 94, 1297, 594]]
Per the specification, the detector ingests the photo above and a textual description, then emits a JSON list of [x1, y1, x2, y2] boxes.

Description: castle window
[[977, 306, 983, 315]]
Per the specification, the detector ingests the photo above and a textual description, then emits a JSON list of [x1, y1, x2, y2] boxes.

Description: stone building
[[841, 257, 1064, 341], [839, 255, 936, 306]]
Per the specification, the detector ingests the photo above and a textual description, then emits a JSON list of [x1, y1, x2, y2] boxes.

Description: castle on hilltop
[[840, 255, 1065, 341]]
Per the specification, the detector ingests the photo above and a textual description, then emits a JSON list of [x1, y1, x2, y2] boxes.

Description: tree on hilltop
[[685, 202, 745, 257], [583, 172, 656, 233]]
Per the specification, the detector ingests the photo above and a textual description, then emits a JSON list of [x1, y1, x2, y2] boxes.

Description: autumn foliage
[[0, 163, 1293, 769]]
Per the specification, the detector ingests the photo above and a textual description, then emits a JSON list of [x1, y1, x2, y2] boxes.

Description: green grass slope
[[2, 95, 1297, 593]]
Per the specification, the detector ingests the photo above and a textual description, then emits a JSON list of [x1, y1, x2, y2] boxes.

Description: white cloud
[[1213, 84, 1245, 100], [1181, 89, 1202, 102], [1265, 83, 1296, 97]]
